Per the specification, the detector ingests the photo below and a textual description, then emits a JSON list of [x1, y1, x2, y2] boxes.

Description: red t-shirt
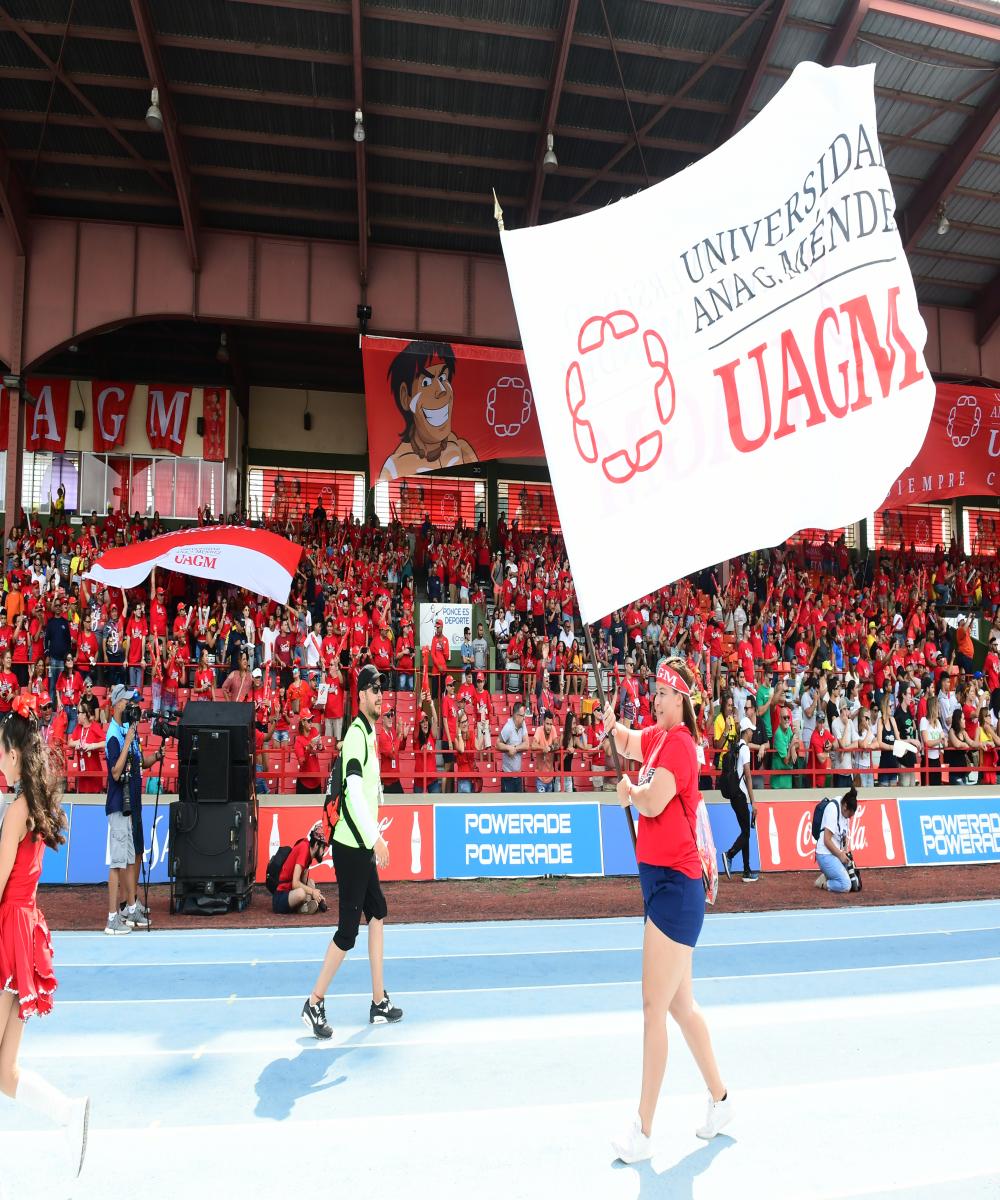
[[277, 839, 311, 892], [635, 724, 701, 879]]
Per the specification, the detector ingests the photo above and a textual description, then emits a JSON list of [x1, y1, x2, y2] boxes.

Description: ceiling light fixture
[[145, 87, 163, 132], [216, 331, 230, 364], [542, 131, 558, 171], [353, 109, 366, 143], [936, 203, 950, 236]]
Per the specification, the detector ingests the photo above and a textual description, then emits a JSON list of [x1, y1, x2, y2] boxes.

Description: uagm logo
[[946, 394, 981, 448], [486, 375, 533, 438], [174, 549, 220, 569]]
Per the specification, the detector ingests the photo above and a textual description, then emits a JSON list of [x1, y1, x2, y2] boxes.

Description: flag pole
[[583, 622, 637, 851]]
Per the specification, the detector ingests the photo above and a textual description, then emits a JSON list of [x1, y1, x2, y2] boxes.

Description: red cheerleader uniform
[[0, 828, 57, 1021]]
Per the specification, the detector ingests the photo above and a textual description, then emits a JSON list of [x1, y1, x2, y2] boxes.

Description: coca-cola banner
[[91, 381, 135, 453], [756, 797, 903, 872], [25, 378, 71, 452], [146, 384, 192, 455], [362, 336, 543, 482], [885, 382, 1000, 507]]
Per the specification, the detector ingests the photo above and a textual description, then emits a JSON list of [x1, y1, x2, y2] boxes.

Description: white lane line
[[52, 953, 1000, 1004], [48, 897, 1000, 940], [52, 923, 1000, 968]]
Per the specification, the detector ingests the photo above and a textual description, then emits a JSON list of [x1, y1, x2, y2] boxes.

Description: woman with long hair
[[604, 658, 730, 1162], [0, 700, 89, 1176]]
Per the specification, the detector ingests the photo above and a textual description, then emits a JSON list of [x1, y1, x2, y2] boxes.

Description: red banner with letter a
[[884, 383, 1000, 507], [362, 336, 543, 482], [24, 378, 70, 452], [91, 382, 135, 453], [146, 384, 192, 455], [202, 387, 227, 462]]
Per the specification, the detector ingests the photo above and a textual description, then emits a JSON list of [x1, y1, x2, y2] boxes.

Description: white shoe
[[611, 1115, 652, 1163], [696, 1092, 732, 1140], [814, 873, 826, 888], [104, 913, 131, 935], [66, 1096, 90, 1177]]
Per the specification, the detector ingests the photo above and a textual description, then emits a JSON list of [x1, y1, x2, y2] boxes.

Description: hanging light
[[542, 131, 558, 171], [936, 202, 950, 236], [216, 331, 229, 364], [145, 87, 163, 132], [353, 109, 366, 143]]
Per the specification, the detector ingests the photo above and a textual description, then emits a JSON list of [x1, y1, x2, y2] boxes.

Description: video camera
[[124, 703, 181, 742]]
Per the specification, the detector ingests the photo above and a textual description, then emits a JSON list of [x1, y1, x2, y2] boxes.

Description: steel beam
[[975, 272, 1000, 346], [129, 0, 200, 271], [0, 134, 28, 256], [526, 0, 579, 228], [351, 0, 368, 287], [718, 0, 791, 141], [901, 74, 1000, 251], [820, 0, 870, 67], [869, 0, 1000, 42]]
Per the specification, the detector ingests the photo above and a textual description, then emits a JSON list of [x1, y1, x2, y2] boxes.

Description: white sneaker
[[104, 913, 131, 935], [695, 1092, 732, 1140], [66, 1095, 90, 1177], [611, 1116, 652, 1163], [814, 873, 826, 888]]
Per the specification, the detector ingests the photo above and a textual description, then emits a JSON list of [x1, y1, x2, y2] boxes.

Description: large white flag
[[500, 63, 935, 624]]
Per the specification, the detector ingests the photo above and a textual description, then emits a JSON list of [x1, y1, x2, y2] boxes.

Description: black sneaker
[[301, 997, 333, 1040], [370, 993, 403, 1024], [742, 873, 759, 883], [722, 852, 732, 881]]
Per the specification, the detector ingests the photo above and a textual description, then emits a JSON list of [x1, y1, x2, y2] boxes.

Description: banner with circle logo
[[884, 382, 1000, 508]]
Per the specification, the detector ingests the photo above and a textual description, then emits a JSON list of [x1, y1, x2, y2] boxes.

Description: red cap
[[298, 708, 313, 722], [445, 674, 455, 685]]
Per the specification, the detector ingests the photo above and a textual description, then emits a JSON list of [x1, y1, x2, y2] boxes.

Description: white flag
[[500, 63, 935, 624]]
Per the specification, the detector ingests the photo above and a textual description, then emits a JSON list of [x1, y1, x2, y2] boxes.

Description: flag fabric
[[85, 527, 302, 606], [499, 63, 935, 624]]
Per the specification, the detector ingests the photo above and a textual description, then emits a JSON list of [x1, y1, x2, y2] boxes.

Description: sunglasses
[[368, 684, 383, 693]]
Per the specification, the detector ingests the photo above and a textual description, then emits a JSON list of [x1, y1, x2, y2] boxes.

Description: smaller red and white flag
[[85, 527, 302, 606]]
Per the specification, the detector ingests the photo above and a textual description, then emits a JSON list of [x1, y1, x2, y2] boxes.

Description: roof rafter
[[976, 272, 1000, 346], [900, 73, 1000, 251], [526, 0, 579, 228], [0, 132, 29, 255], [351, 0, 368, 287], [820, 0, 870, 67], [128, 0, 200, 271], [869, 0, 1000, 42], [718, 0, 792, 142]]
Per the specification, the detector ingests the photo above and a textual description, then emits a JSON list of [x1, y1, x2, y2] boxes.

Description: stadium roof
[[1, 0, 998, 376]]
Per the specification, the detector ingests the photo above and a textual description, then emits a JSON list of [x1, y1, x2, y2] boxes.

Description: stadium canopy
[[1, 0, 998, 396]]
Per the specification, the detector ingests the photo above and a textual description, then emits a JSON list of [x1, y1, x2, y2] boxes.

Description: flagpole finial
[[492, 188, 505, 232]]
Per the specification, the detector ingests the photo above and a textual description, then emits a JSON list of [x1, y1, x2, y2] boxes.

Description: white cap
[[739, 716, 754, 733]]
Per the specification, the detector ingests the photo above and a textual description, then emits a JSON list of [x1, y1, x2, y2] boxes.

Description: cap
[[308, 820, 327, 845], [435, 617, 444, 626], [383, 706, 395, 717], [39, 695, 52, 709], [739, 716, 754, 732], [475, 672, 485, 683], [298, 708, 313, 723], [209, 619, 217, 627], [445, 674, 455, 685], [252, 667, 263, 679], [356, 663, 383, 692], [109, 683, 137, 706]]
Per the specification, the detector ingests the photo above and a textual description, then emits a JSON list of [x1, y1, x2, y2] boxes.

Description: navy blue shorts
[[638, 863, 705, 948]]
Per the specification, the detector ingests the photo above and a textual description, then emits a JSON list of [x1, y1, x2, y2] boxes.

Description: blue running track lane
[[1, 899, 999, 1199]]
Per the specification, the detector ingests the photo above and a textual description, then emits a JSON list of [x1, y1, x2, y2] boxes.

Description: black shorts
[[272, 889, 294, 914], [331, 840, 388, 951]]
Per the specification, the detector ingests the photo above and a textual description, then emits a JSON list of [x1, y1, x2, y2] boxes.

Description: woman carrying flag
[[603, 658, 731, 1163]]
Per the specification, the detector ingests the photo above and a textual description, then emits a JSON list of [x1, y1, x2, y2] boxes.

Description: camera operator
[[815, 787, 859, 894], [104, 684, 163, 934], [273, 821, 328, 916]]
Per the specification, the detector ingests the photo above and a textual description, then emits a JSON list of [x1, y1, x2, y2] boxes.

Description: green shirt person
[[771, 710, 794, 789]]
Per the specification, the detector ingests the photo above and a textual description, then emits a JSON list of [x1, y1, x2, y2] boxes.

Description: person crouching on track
[[604, 658, 732, 1163], [815, 787, 859, 893], [273, 821, 328, 916], [301, 664, 402, 1039]]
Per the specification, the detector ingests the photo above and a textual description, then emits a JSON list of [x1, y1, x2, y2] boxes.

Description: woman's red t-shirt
[[636, 723, 701, 879]]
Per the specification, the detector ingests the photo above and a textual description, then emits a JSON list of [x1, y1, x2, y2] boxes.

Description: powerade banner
[[65, 802, 171, 884], [755, 796, 902, 872], [257, 803, 434, 883], [899, 796, 1000, 866], [435, 802, 603, 878], [600, 802, 760, 876], [362, 336, 543, 482], [885, 383, 1000, 507]]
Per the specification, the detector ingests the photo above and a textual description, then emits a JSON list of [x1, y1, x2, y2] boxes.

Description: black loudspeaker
[[304, 412, 312, 431], [179, 762, 251, 806], [179, 701, 252, 764], [170, 800, 256, 881], [196, 416, 205, 436], [73, 409, 85, 430]]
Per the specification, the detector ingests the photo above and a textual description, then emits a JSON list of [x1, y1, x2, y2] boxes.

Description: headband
[[656, 663, 691, 697]]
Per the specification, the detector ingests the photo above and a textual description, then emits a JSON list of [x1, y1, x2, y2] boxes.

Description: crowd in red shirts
[[4, 500, 998, 792]]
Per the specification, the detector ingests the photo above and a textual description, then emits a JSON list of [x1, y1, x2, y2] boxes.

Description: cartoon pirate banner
[[499, 63, 935, 624], [362, 337, 544, 482], [883, 383, 1000, 509]]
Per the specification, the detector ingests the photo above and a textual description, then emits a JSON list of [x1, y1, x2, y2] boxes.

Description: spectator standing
[[532, 709, 559, 793], [723, 716, 757, 882], [44, 598, 72, 706], [498, 702, 528, 793], [430, 618, 450, 700], [377, 704, 406, 794]]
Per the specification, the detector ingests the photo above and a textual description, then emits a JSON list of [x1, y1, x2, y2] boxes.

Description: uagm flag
[[499, 63, 935, 623], [85, 527, 302, 606]]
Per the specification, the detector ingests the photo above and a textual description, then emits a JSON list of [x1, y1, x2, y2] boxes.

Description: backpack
[[719, 738, 742, 801], [811, 797, 836, 842], [323, 719, 368, 848], [265, 839, 304, 894]]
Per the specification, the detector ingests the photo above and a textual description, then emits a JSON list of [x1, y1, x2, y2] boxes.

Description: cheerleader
[[605, 658, 731, 1163], [0, 697, 89, 1176]]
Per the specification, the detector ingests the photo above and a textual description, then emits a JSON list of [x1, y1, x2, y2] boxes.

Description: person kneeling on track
[[815, 787, 859, 894], [273, 822, 328, 916]]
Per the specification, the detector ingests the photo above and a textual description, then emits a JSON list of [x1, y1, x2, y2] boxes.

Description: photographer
[[815, 787, 859, 894], [104, 684, 163, 934], [273, 821, 327, 916]]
